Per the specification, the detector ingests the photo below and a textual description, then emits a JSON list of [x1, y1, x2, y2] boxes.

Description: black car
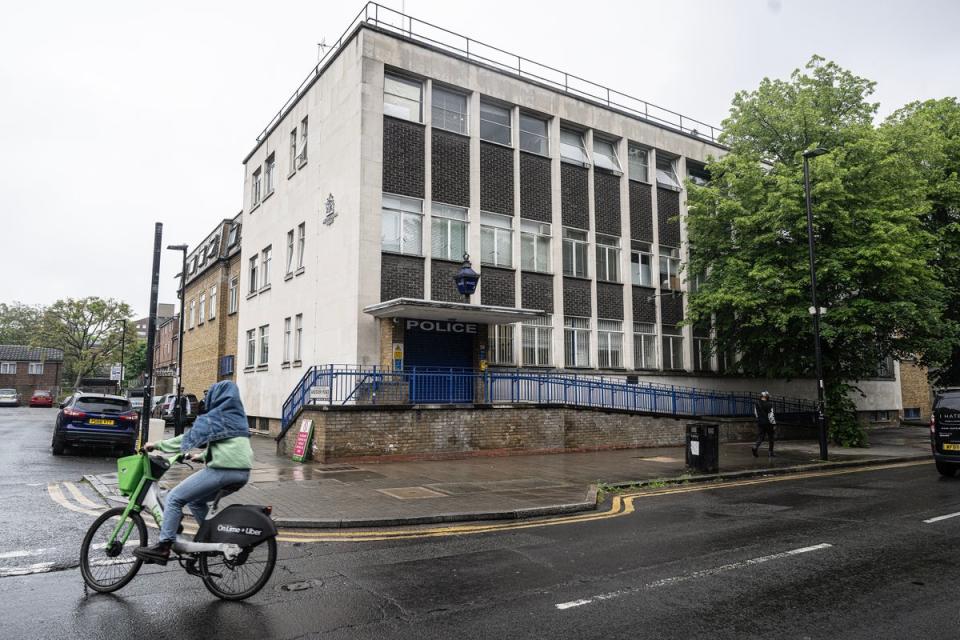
[[52, 393, 140, 456], [930, 389, 960, 476]]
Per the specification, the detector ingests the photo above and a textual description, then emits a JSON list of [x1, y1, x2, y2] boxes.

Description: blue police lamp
[[454, 253, 480, 300]]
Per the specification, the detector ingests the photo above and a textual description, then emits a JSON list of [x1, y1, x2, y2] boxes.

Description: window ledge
[[519, 149, 550, 160], [294, 267, 305, 276], [256, 364, 269, 372], [479, 139, 514, 151], [259, 284, 272, 293], [228, 310, 237, 316], [284, 273, 294, 282], [292, 360, 303, 368], [381, 250, 425, 259], [434, 127, 470, 140], [249, 202, 260, 214], [384, 114, 425, 127], [246, 292, 258, 300], [628, 177, 654, 187], [480, 263, 515, 271], [520, 269, 554, 276], [297, 157, 308, 169], [281, 362, 291, 369], [263, 190, 274, 203], [562, 274, 592, 282], [656, 183, 683, 193], [287, 169, 296, 180], [594, 167, 624, 177], [561, 158, 591, 169], [597, 279, 623, 285], [243, 366, 255, 373]]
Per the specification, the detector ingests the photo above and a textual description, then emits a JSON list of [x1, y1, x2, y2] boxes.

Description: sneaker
[[134, 541, 172, 565], [751, 446, 759, 458]]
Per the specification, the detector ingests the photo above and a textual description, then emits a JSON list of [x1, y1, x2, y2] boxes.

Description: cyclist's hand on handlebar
[[143, 442, 156, 452]]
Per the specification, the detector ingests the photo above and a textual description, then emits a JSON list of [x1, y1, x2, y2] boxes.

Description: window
[[904, 407, 921, 419], [593, 137, 621, 172], [198, 292, 206, 325], [245, 329, 256, 368], [297, 223, 305, 269], [631, 241, 653, 287], [188, 299, 196, 329], [297, 117, 308, 166], [286, 229, 295, 275], [0, 362, 15, 374], [431, 203, 468, 261], [519, 113, 548, 155], [381, 193, 423, 255], [522, 315, 553, 366], [258, 325, 269, 366], [265, 153, 276, 195], [595, 234, 621, 283], [480, 100, 511, 145], [656, 155, 681, 190], [480, 212, 512, 267], [560, 128, 588, 164], [229, 276, 239, 313], [688, 162, 710, 187], [659, 246, 681, 290], [564, 317, 591, 367], [289, 128, 297, 174], [219, 355, 235, 377], [248, 257, 258, 294], [520, 220, 551, 272], [261, 246, 272, 289], [693, 324, 712, 372], [251, 167, 262, 206], [294, 314, 303, 361], [384, 73, 422, 122], [227, 223, 241, 247], [876, 355, 895, 378], [209, 286, 217, 320], [597, 319, 624, 368], [283, 317, 292, 363], [562, 228, 589, 278], [871, 410, 892, 423], [432, 86, 468, 135], [488, 324, 514, 365], [28, 362, 43, 375], [633, 322, 658, 369], [662, 324, 684, 370], [628, 144, 649, 182]]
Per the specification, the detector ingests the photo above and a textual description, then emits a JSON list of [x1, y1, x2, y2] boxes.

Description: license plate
[[943, 443, 960, 451], [88, 418, 115, 426]]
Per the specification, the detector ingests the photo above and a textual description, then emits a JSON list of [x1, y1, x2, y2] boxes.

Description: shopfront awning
[[363, 298, 545, 324]]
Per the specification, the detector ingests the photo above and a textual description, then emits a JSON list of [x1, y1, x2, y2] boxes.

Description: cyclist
[[134, 380, 254, 564]]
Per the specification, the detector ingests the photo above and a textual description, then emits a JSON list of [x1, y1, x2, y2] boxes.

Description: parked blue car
[[51, 393, 139, 456]]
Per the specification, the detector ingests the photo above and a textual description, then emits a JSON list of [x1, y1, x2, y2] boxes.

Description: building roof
[[0, 345, 64, 362]]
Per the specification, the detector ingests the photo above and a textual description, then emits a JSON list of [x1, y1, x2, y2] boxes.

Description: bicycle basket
[[116, 454, 145, 496]]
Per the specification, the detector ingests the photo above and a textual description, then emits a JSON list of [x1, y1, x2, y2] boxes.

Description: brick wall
[[596, 282, 624, 320], [519, 152, 552, 223], [381, 253, 425, 301], [182, 263, 229, 396], [629, 181, 654, 242], [0, 361, 62, 399], [632, 287, 656, 323], [594, 172, 621, 236], [431, 129, 470, 207], [480, 266, 516, 307], [657, 187, 681, 247], [563, 278, 592, 317], [661, 294, 684, 325], [431, 260, 468, 302], [521, 272, 554, 313], [561, 164, 589, 229], [480, 142, 514, 215], [219, 255, 241, 380], [383, 116, 425, 198], [899, 360, 932, 421]]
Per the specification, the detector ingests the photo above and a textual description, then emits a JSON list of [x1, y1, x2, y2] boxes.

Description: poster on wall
[[291, 418, 314, 463]]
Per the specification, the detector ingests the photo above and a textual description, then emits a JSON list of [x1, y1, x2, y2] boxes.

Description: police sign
[[405, 320, 478, 334]]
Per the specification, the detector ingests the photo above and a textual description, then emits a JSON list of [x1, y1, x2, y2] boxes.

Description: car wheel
[[936, 460, 957, 477], [51, 435, 65, 456]]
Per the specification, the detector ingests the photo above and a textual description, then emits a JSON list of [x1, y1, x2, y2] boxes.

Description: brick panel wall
[[596, 282, 624, 320], [381, 253, 425, 301], [0, 362, 62, 399], [480, 142, 514, 215], [480, 266, 516, 307], [900, 360, 933, 421], [383, 117, 425, 198], [594, 172, 622, 236], [661, 294, 684, 325], [632, 287, 656, 323], [521, 272, 554, 313], [182, 263, 229, 396], [432, 260, 468, 302], [563, 277, 592, 317], [657, 187, 681, 247], [629, 181, 654, 242], [519, 152, 552, 223], [431, 129, 470, 207], [561, 164, 589, 229]]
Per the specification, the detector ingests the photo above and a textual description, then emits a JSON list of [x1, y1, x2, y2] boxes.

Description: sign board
[[292, 419, 314, 463], [309, 386, 330, 403], [110, 364, 123, 381], [405, 320, 477, 334], [154, 368, 176, 378], [392, 343, 404, 370]]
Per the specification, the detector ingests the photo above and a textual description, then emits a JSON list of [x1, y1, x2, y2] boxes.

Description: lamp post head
[[454, 254, 480, 297], [802, 147, 829, 159], [166, 244, 188, 252]]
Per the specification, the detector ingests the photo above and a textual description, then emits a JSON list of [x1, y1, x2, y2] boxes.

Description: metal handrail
[[253, 2, 721, 147]]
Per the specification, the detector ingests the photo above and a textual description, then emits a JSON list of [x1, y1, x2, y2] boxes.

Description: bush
[[826, 383, 868, 447]]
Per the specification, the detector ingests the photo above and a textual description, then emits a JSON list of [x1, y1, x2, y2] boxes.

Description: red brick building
[[0, 345, 64, 400]]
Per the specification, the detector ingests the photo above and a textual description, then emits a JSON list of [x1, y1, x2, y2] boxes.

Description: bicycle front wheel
[[80, 506, 147, 593], [199, 537, 277, 601]]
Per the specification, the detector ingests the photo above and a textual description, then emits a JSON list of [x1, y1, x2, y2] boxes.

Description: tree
[[686, 57, 948, 446], [124, 339, 148, 387], [39, 297, 134, 389], [0, 302, 45, 345]]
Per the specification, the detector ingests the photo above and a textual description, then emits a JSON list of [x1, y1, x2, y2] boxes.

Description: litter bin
[[686, 422, 720, 473]]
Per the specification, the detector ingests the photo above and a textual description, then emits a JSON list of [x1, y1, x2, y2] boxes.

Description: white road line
[[923, 511, 960, 524], [555, 543, 833, 611], [47, 484, 102, 517], [63, 482, 102, 509], [0, 549, 49, 560], [0, 562, 55, 578]]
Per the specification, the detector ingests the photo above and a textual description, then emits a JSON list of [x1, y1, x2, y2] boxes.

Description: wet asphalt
[[1, 407, 958, 639]]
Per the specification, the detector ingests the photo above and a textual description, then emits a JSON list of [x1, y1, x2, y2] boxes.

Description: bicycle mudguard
[[195, 505, 277, 547]]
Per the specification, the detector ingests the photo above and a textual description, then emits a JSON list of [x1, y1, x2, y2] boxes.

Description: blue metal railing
[[277, 365, 817, 441]]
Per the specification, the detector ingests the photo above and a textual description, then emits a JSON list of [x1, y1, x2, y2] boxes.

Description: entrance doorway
[[403, 319, 475, 403]]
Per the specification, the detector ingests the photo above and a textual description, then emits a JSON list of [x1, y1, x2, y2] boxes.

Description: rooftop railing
[[254, 2, 723, 146]]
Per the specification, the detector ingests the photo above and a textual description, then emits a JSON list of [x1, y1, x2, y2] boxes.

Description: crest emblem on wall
[[322, 193, 338, 226]]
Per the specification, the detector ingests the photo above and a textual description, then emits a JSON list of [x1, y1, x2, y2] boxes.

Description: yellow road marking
[[64, 482, 102, 509], [47, 484, 103, 517]]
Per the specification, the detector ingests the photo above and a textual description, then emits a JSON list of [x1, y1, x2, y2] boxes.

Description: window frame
[[593, 137, 622, 172], [296, 222, 305, 269], [245, 329, 256, 368], [656, 155, 682, 190], [0, 362, 16, 374], [260, 246, 272, 289], [432, 85, 469, 135], [383, 72, 423, 123], [286, 229, 295, 275], [431, 203, 469, 262], [633, 322, 658, 370], [229, 276, 239, 313], [659, 246, 681, 291], [519, 113, 549, 156], [297, 117, 308, 167], [630, 241, 654, 287], [480, 212, 513, 268], [597, 319, 624, 369], [198, 292, 206, 325], [562, 227, 589, 278], [264, 153, 276, 195], [248, 257, 258, 294], [28, 362, 43, 375], [488, 324, 515, 365], [294, 313, 303, 362], [522, 315, 553, 366], [564, 316, 591, 368], [628, 144, 649, 183], [559, 128, 589, 165], [479, 99, 511, 146], [283, 317, 292, 364], [251, 167, 262, 207], [209, 285, 217, 320], [188, 299, 196, 329], [288, 128, 297, 175], [520, 219, 552, 273], [595, 234, 622, 283], [381, 193, 424, 255], [661, 324, 685, 370], [258, 325, 269, 366]]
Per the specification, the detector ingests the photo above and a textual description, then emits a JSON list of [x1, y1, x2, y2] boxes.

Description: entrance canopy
[[364, 298, 544, 325]]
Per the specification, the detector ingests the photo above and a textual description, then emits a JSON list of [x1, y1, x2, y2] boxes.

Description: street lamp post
[[167, 243, 188, 436], [117, 320, 126, 395], [803, 147, 829, 461]]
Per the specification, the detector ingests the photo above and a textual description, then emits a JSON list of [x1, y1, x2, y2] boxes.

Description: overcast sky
[[1, 0, 957, 317]]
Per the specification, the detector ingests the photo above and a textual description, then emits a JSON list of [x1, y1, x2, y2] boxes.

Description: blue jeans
[[159, 467, 250, 543]]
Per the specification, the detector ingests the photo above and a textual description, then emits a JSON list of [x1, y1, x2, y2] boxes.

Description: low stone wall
[[278, 404, 814, 463]]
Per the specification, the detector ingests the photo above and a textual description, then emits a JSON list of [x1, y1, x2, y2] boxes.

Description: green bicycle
[[79, 451, 278, 601]]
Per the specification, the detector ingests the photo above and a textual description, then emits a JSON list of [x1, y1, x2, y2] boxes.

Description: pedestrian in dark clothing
[[752, 391, 777, 457]]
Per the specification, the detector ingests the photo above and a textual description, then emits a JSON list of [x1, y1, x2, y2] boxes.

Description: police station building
[[235, 4, 840, 435]]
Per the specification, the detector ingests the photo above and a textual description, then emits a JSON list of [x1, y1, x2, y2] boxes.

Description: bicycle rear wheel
[[199, 537, 277, 601], [80, 507, 147, 593]]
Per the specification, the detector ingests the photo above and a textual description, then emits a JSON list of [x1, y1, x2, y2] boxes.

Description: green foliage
[[0, 302, 45, 345], [124, 339, 148, 385], [687, 57, 950, 446], [826, 383, 867, 447]]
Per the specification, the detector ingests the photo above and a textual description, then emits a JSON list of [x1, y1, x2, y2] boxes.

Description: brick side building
[[152, 316, 179, 396], [899, 358, 933, 422], [0, 345, 64, 399]]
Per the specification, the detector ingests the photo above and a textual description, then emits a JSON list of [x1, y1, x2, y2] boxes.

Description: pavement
[[86, 424, 933, 529]]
